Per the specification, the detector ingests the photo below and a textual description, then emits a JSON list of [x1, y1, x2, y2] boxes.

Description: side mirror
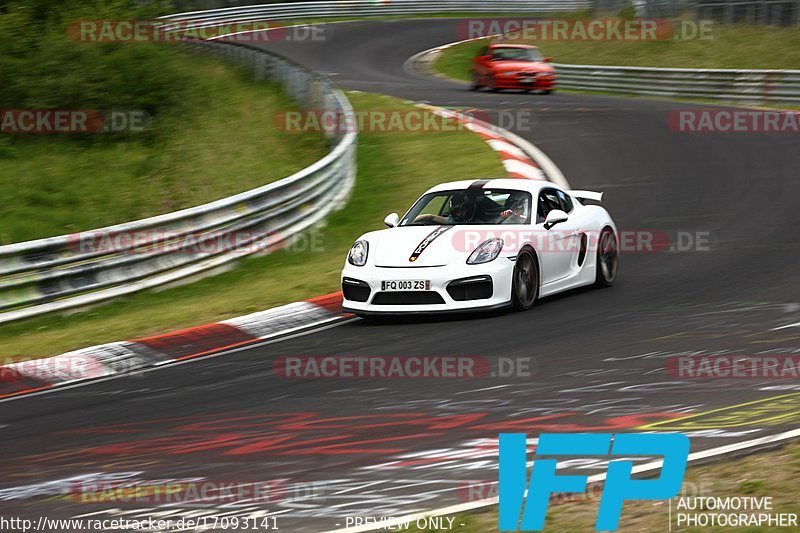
[[543, 57, 552, 63], [544, 209, 568, 229], [384, 212, 400, 228]]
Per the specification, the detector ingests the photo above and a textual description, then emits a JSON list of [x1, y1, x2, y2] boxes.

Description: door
[[536, 188, 581, 284]]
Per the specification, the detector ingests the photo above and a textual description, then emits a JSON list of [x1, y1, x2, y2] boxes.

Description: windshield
[[491, 47, 543, 62], [400, 188, 533, 226]]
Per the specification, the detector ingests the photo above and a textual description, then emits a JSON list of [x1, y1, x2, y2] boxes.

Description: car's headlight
[[467, 238, 504, 265], [348, 240, 369, 266]]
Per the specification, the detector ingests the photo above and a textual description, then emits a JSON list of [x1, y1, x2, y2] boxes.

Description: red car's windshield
[[490, 47, 544, 62]]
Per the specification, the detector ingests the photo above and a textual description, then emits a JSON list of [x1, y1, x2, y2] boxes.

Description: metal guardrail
[[554, 63, 800, 103], [162, 0, 592, 28], [695, 0, 800, 27], [0, 40, 357, 324], [0, 1, 593, 324]]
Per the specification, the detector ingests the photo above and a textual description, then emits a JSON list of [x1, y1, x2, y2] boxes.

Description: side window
[[536, 189, 561, 224], [557, 190, 574, 213], [537, 192, 548, 223], [487, 191, 531, 224]]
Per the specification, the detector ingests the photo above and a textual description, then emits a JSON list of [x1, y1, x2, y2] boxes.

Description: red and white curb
[[419, 103, 569, 188], [0, 292, 349, 401]]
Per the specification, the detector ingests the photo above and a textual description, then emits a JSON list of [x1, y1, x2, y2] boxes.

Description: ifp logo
[[499, 433, 689, 531]]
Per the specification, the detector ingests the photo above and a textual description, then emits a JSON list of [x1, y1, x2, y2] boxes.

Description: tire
[[511, 251, 539, 310], [543, 89, 554, 95], [489, 76, 499, 92], [595, 227, 619, 287], [470, 73, 482, 91]]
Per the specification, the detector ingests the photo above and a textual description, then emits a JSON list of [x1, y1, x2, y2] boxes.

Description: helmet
[[449, 192, 475, 222]]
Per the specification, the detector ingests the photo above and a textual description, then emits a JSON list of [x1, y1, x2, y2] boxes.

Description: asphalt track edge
[[0, 295, 353, 402]]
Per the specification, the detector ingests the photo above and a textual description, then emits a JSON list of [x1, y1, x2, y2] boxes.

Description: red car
[[471, 44, 556, 94]]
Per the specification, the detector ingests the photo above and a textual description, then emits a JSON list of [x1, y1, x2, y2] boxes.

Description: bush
[[0, 1, 205, 123]]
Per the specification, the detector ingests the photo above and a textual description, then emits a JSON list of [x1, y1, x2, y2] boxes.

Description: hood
[[370, 225, 501, 267], [491, 60, 554, 73], [372, 226, 460, 267]]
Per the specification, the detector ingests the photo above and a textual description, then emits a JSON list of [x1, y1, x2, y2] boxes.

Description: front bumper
[[341, 259, 514, 314], [494, 74, 557, 90]]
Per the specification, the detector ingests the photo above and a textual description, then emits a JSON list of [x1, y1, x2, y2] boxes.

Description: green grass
[[436, 24, 800, 83], [0, 56, 327, 244], [0, 92, 503, 360], [401, 441, 800, 532]]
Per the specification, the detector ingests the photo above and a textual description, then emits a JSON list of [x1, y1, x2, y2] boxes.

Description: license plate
[[520, 77, 534, 84], [381, 280, 430, 291]]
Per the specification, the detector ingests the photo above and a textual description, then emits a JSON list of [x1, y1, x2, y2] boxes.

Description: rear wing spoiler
[[569, 190, 603, 205]]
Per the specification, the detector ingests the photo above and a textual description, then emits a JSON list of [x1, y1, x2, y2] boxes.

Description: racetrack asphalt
[[1, 18, 799, 533]]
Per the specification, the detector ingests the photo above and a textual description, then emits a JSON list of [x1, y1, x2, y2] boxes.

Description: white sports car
[[341, 178, 619, 315]]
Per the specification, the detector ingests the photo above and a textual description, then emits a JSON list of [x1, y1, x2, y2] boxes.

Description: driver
[[414, 192, 475, 224], [496, 192, 528, 223]]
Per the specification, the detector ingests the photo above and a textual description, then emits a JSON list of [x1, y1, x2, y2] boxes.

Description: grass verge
[[0, 91, 503, 360], [436, 24, 800, 83], [0, 56, 327, 244], [401, 440, 800, 532]]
